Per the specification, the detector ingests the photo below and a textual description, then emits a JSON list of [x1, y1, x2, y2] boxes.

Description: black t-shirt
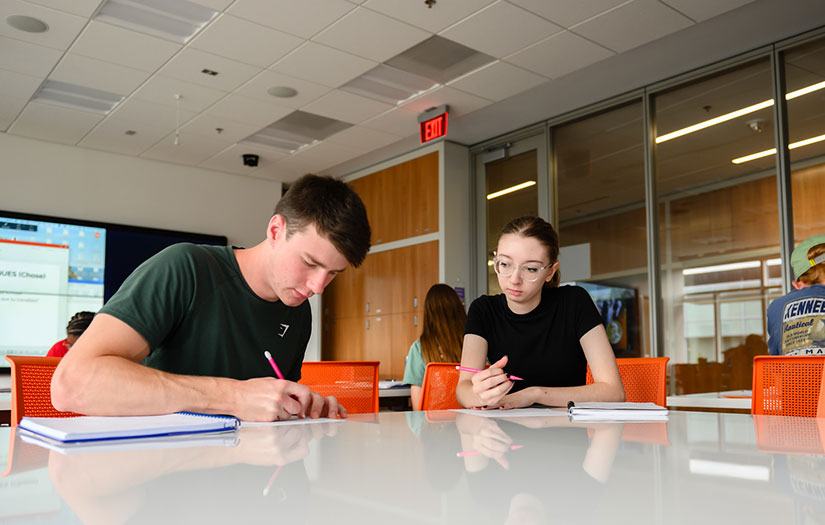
[[465, 285, 602, 391]]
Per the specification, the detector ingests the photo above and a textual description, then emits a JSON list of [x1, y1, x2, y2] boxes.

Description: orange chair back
[[299, 361, 379, 414], [419, 363, 462, 411], [4, 355, 80, 426], [586, 357, 669, 406], [752, 355, 825, 417]]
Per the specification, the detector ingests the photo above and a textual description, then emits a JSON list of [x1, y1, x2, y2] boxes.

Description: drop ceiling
[[0, 0, 813, 183]]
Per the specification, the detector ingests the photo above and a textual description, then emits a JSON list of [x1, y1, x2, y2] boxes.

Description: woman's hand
[[471, 356, 514, 407], [492, 387, 537, 410]]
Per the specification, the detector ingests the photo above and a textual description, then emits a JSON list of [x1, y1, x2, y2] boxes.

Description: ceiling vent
[[385, 35, 495, 85], [33, 80, 124, 114], [94, 0, 218, 43], [242, 111, 352, 153]]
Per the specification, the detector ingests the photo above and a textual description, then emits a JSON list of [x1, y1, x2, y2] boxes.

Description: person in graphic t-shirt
[[51, 174, 371, 422], [456, 216, 625, 410], [46, 311, 95, 358], [767, 234, 825, 356]]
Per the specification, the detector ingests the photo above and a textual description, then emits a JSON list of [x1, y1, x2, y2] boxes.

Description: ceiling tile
[[364, 0, 495, 33], [181, 112, 260, 143], [271, 41, 377, 88], [228, 0, 356, 39], [325, 124, 403, 151], [77, 116, 168, 156], [254, 156, 310, 182], [301, 90, 392, 124], [237, 70, 331, 108], [50, 53, 151, 95], [160, 48, 262, 92], [313, 7, 430, 63], [70, 21, 182, 72], [572, 0, 693, 53], [8, 101, 103, 145], [141, 131, 231, 166], [0, 35, 62, 77], [360, 107, 418, 137], [661, 0, 755, 22], [447, 60, 547, 101], [439, 1, 562, 59], [23, 0, 104, 18], [108, 98, 197, 133], [506, 31, 614, 79], [199, 143, 288, 176], [508, 0, 628, 27], [401, 85, 491, 118], [0, 0, 87, 50], [189, 14, 303, 68], [208, 93, 294, 129], [132, 75, 227, 113], [0, 70, 41, 131]]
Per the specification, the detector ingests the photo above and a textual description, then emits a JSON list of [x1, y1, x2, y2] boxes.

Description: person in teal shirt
[[402, 284, 466, 409]]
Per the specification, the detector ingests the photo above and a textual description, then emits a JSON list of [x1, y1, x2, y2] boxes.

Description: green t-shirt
[[402, 339, 426, 386], [100, 244, 310, 381]]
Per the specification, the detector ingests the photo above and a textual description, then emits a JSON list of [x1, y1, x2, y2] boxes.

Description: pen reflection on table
[[44, 422, 339, 524]]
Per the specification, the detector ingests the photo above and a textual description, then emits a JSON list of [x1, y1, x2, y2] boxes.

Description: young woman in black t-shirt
[[456, 216, 625, 409]]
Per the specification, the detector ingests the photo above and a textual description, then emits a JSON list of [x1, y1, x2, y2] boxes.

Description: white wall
[[0, 133, 281, 247]]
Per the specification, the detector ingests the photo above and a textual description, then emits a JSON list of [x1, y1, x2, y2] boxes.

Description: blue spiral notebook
[[18, 412, 240, 444]]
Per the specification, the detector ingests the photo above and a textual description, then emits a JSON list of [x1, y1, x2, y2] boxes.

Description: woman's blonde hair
[[799, 243, 825, 285], [420, 284, 466, 364]]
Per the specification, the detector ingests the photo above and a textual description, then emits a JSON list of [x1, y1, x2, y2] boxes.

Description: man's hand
[[233, 378, 314, 421], [304, 392, 347, 419]]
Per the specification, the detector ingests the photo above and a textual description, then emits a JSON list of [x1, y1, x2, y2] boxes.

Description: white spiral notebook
[[18, 412, 240, 444]]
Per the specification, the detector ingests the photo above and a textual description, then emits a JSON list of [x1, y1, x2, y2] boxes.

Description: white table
[[2, 409, 823, 524], [667, 390, 752, 411]]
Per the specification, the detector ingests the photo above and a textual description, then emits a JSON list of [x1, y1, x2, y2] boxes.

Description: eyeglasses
[[493, 258, 553, 282]]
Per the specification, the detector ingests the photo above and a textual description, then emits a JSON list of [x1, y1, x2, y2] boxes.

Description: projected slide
[[0, 217, 105, 359]]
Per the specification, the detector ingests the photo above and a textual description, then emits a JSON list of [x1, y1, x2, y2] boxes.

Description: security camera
[[242, 154, 259, 167]]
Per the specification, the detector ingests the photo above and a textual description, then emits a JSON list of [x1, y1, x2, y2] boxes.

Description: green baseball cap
[[791, 234, 825, 280]]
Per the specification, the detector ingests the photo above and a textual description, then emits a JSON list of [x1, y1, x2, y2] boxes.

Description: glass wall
[[784, 38, 825, 241], [555, 101, 648, 357], [654, 58, 779, 394]]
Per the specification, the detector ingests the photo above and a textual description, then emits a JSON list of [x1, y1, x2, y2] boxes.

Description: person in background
[[52, 174, 371, 421], [456, 216, 624, 409], [46, 311, 95, 358], [767, 234, 825, 356], [403, 283, 466, 410]]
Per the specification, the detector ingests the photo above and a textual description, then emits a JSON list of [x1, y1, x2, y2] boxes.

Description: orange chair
[[419, 363, 462, 411], [4, 355, 80, 426], [752, 355, 825, 417], [586, 357, 669, 406], [299, 361, 379, 414]]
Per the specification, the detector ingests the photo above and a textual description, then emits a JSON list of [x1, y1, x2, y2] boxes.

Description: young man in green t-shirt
[[52, 174, 371, 422]]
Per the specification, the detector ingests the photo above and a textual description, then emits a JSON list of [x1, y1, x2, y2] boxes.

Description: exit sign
[[418, 105, 448, 144]]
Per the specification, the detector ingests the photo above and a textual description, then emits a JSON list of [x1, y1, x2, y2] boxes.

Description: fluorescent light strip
[[682, 260, 760, 275], [731, 133, 825, 164], [767, 258, 781, 266], [656, 80, 825, 144], [486, 181, 536, 200]]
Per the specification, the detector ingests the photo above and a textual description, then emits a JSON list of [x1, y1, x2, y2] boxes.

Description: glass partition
[[654, 58, 777, 394], [555, 101, 647, 357]]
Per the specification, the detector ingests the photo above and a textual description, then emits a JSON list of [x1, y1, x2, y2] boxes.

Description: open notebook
[[18, 412, 240, 444]]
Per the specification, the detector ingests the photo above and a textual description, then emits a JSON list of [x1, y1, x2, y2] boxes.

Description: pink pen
[[263, 350, 285, 380], [455, 365, 523, 381]]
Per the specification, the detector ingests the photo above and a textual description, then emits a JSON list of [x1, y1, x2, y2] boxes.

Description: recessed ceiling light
[[267, 86, 298, 98], [33, 80, 124, 115], [6, 15, 49, 33], [94, 0, 218, 44]]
